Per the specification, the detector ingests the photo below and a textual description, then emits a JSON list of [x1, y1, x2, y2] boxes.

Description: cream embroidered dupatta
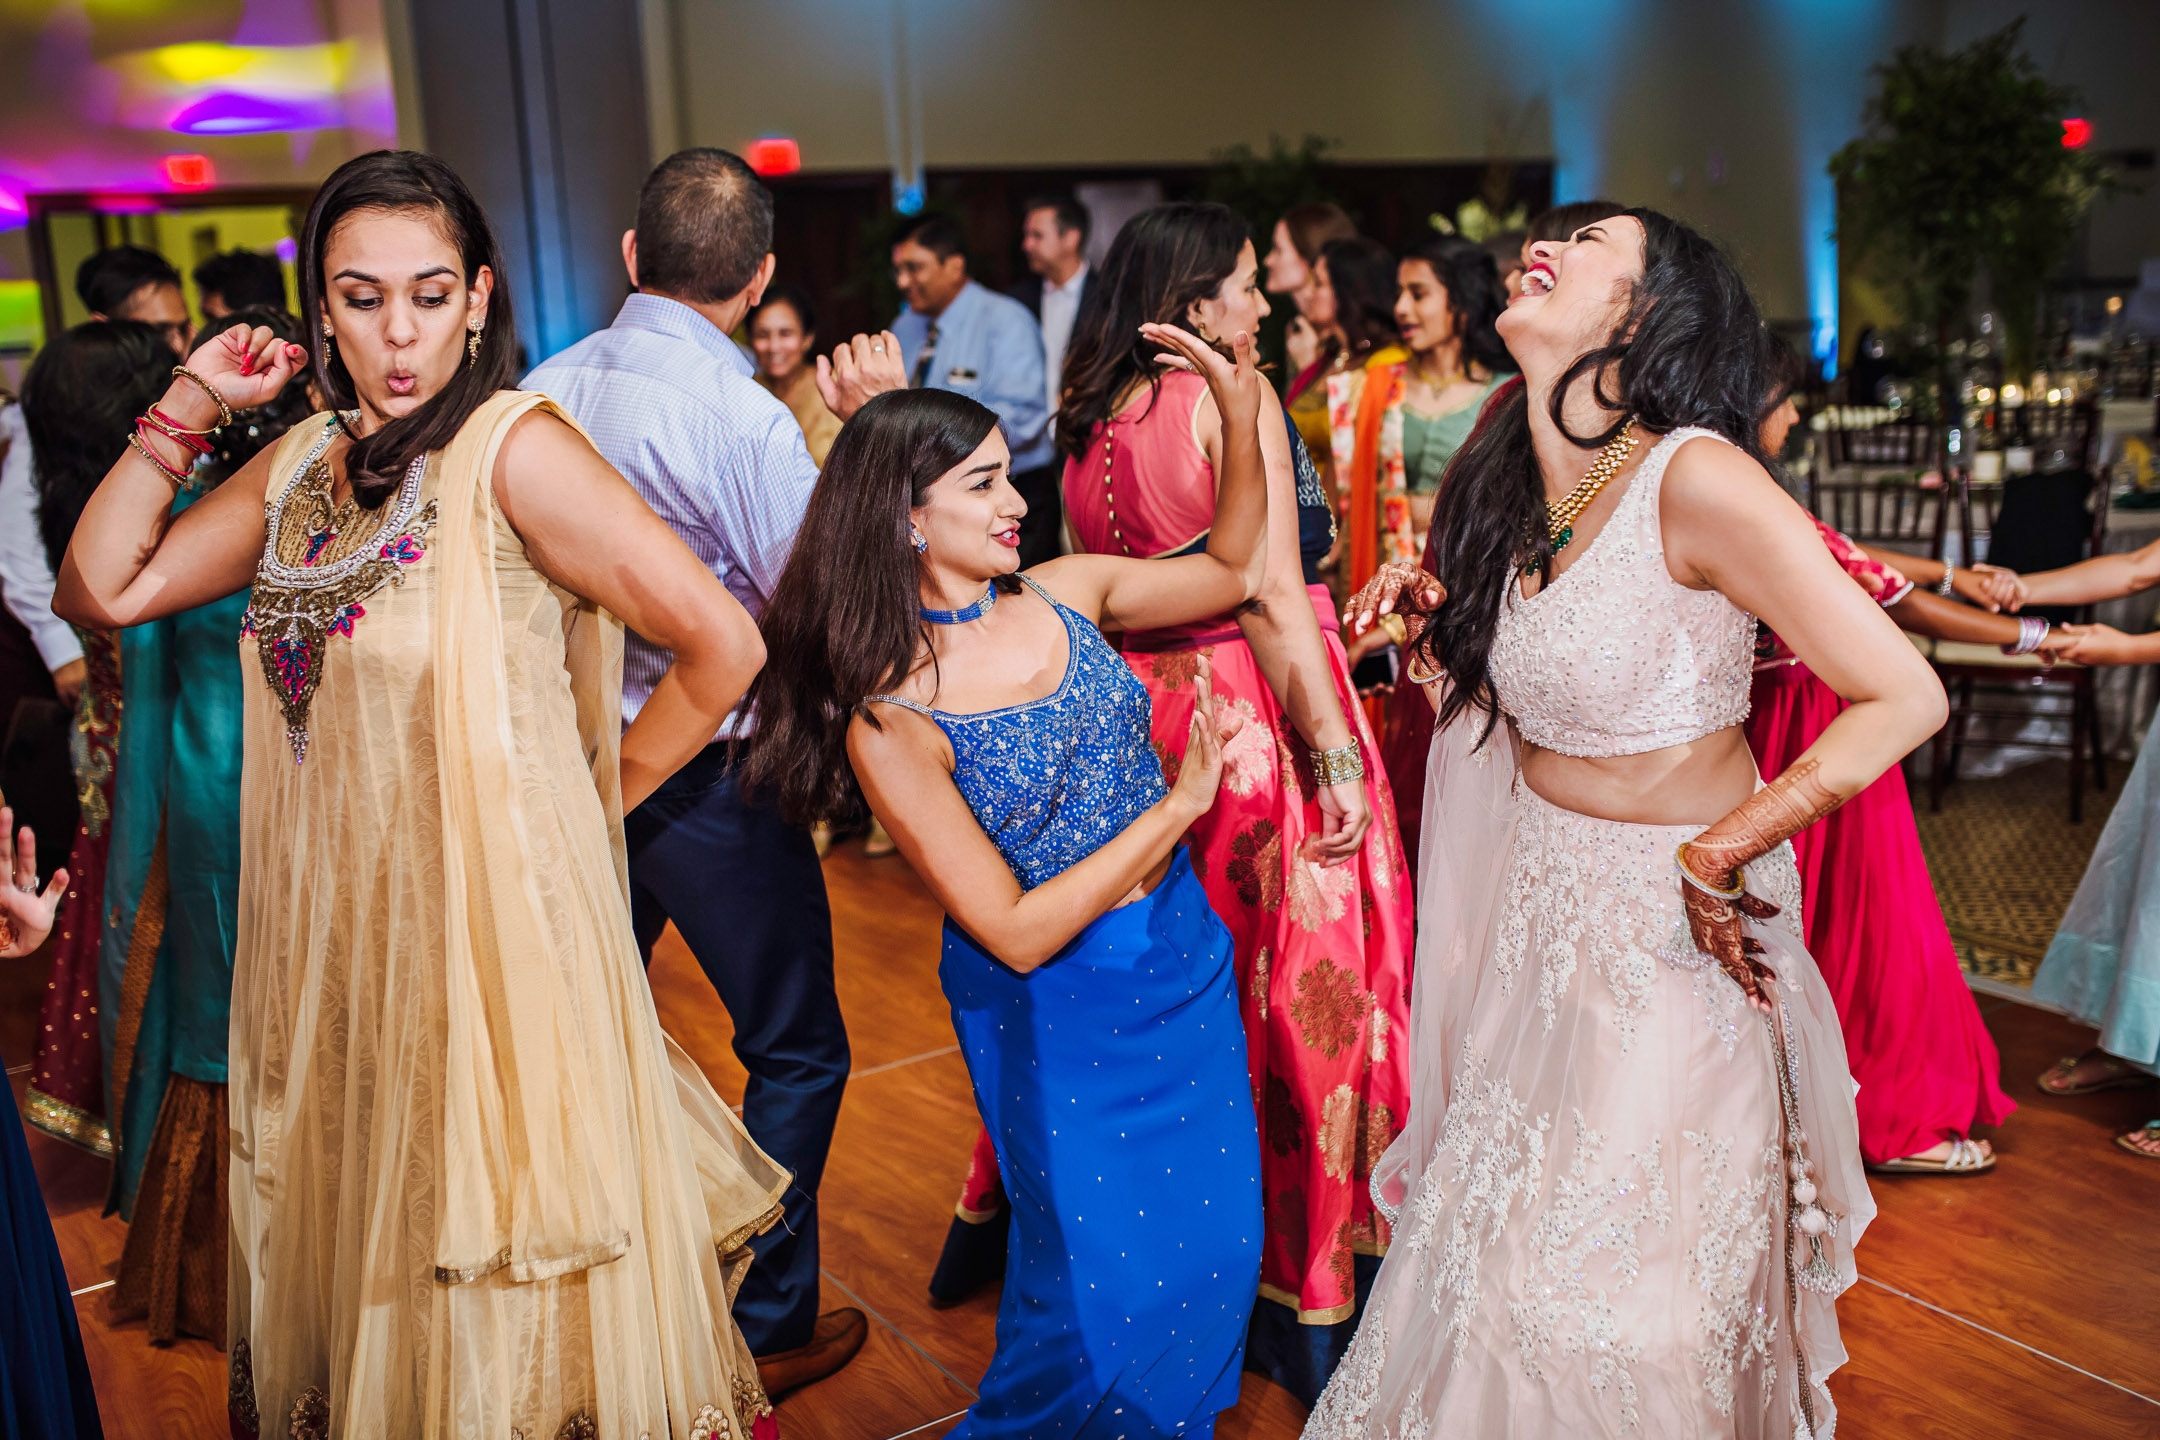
[[230, 392, 787, 1439]]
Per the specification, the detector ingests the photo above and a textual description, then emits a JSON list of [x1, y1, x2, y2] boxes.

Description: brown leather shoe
[[754, 1307, 868, 1399]]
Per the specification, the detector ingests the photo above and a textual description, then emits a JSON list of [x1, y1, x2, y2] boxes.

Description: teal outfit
[[2033, 721, 2160, 1074], [1400, 376, 1506, 495], [97, 486, 249, 1216]]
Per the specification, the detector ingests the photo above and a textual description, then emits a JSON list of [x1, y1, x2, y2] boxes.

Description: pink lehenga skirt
[[1307, 711, 1872, 1440], [1747, 662, 2012, 1163]]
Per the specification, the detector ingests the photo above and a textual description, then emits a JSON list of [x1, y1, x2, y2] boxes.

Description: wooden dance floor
[[7, 840, 2158, 1438]]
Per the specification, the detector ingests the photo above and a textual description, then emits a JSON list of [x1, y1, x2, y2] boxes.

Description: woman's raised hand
[[179, 323, 309, 416], [0, 808, 67, 959], [1166, 654, 1245, 821], [1140, 323, 1261, 436], [1347, 560, 1446, 638]]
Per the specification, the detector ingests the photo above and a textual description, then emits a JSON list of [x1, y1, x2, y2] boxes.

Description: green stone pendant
[[1552, 524, 1574, 552]]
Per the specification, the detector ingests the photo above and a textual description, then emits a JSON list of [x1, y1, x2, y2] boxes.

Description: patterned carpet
[[1911, 757, 2120, 991]]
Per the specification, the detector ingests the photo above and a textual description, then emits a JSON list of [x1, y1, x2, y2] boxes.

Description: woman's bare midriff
[[1518, 725, 1761, 827]]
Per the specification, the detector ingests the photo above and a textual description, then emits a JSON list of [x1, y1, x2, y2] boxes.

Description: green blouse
[[1402, 375, 1509, 495]]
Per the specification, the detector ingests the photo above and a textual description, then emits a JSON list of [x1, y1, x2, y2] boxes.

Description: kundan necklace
[[921, 584, 997, 625], [1523, 419, 1638, 576]]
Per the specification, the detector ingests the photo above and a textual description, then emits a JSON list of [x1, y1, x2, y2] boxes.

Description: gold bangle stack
[[1377, 613, 1409, 647], [128, 432, 191, 487], [1310, 741, 1364, 787], [169, 365, 234, 429], [1674, 842, 1746, 897]]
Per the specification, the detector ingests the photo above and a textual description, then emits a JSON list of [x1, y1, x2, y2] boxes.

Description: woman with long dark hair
[[55, 151, 787, 1438], [95, 306, 325, 1346], [742, 325, 1270, 1435], [1053, 201, 1414, 1404], [1328, 234, 1512, 604], [1308, 210, 1945, 1437], [19, 318, 171, 1162]]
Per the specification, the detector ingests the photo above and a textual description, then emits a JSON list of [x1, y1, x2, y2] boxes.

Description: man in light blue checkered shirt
[[526, 149, 897, 1395]]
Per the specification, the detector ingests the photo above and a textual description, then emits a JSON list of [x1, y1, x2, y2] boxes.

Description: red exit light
[[164, 153, 216, 189], [746, 137, 801, 177], [2061, 117, 2093, 149]]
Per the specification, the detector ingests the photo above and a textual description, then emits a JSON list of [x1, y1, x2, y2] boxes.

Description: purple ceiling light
[[168, 91, 338, 135]]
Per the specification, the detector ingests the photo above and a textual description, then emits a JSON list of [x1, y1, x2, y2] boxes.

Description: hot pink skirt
[[1746, 661, 2013, 1163]]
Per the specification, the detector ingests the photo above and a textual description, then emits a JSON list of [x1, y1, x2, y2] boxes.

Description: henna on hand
[[1680, 880, 1782, 1011], [1682, 757, 1845, 890]]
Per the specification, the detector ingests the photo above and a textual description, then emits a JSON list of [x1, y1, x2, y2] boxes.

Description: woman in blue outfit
[[0, 810, 104, 1437], [744, 323, 1270, 1437], [2008, 543, 2160, 1156]]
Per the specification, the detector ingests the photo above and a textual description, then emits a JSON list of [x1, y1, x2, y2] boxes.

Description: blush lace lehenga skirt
[[1305, 710, 1873, 1439]]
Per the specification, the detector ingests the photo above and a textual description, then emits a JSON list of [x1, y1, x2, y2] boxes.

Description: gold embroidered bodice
[[240, 418, 437, 763]]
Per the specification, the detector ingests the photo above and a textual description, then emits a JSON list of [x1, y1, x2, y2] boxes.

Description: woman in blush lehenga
[[1308, 210, 1946, 1438], [56, 150, 787, 1439], [743, 324, 1271, 1437]]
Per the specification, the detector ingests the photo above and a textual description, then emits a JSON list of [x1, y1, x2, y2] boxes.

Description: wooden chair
[[1999, 403, 2102, 474], [1922, 467, 2109, 820], [1819, 415, 1941, 472], [1805, 473, 1950, 560]]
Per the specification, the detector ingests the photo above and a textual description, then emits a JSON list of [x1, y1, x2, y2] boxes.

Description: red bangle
[[148, 404, 218, 439], [139, 415, 209, 458]]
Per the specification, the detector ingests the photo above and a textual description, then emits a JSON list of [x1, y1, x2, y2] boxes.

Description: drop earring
[[466, 319, 483, 364], [910, 525, 929, 555], [320, 321, 334, 369]]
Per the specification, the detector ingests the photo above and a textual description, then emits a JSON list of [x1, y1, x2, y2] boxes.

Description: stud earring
[[466, 319, 483, 364], [910, 525, 929, 555], [320, 322, 334, 369]]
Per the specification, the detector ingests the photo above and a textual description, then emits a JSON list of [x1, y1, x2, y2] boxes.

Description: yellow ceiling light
[[114, 39, 355, 97]]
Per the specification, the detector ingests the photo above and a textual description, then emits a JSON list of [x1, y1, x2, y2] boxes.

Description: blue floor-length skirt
[[942, 851, 1261, 1439], [2, 1049, 105, 1438], [2035, 722, 2160, 1073]]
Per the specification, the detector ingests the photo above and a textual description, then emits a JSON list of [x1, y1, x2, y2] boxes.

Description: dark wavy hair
[[1317, 236, 1399, 359], [300, 149, 518, 509], [1399, 235, 1513, 379], [739, 388, 1004, 826], [195, 306, 317, 483], [1415, 208, 1774, 742], [22, 319, 172, 573], [1055, 201, 1249, 459]]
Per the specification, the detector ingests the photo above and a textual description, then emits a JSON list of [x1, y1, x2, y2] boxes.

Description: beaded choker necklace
[[921, 585, 998, 625], [1522, 419, 1639, 576]]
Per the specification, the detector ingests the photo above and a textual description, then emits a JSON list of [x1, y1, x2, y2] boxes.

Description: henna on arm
[[1676, 758, 1848, 1010]]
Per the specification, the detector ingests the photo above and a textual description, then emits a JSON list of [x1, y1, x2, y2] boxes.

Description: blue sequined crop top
[[867, 575, 1167, 890]]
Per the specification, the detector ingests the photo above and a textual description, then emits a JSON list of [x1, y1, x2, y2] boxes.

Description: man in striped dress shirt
[[526, 148, 899, 1397]]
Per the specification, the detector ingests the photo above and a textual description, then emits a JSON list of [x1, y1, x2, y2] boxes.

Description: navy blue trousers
[[625, 743, 849, 1356]]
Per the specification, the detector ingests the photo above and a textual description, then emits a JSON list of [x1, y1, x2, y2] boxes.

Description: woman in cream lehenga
[[1307, 210, 1946, 1437], [56, 150, 787, 1439]]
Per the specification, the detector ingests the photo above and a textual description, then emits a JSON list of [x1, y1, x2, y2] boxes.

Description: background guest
[[190, 249, 288, 323], [1483, 228, 1529, 296], [75, 247, 193, 358], [1010, 192, 1096, 558], [1328, 234, 1506, 615], [99, 307, 315, 1345], [890, 215, 1052, 565], [16, 319, 168, 1159], [1274, 213, 1367, 488], [529, 146, 901, 1396], [751, 282, 842, 467]]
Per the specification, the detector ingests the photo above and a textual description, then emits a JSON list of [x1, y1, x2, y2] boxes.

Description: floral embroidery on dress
[[68, 629, 121, 838], [240, 420, 434, 763], [1319, 1083, 1360, 1180], [1405, 1044, 1551, 1350], [288, 1386, 329, 1440], [1684, 1130, 1780, 1418], [1507, 1114, 1672, 1433], [1287, 851, 1359, 932], [1250, 945, 1271, 1018], [1359, 1096, 1398, 1179], [227, 1339, 260, 1433], [1306, 1306, 1391, 1435], [732, 1374, 774, 1430], [1148, 647, 1205, 689], [553, 1413, 598, 1440], [1225, 817, 1284, 911], [1265, 1071, 1308, 1156], [1291, 957, 1368, 1058], [1217, 697, 1271, 796]]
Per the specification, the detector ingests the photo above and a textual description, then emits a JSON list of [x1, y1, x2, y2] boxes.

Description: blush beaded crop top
[[866, 576, 1167, 890], [1487, 427, 1757, 758]]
